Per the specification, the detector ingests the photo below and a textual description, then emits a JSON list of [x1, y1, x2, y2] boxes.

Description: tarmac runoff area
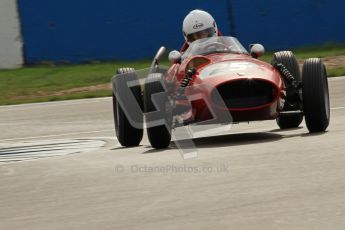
[[0, 77, 345, 229]]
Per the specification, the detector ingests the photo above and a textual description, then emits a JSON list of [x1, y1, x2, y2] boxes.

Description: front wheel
[[272, 51, 303, 129], [144, 74, 171, 149], [302, 58, 330, 132], [112, 68, 143, 146]]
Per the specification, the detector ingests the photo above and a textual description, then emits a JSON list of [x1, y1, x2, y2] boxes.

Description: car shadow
[[190, 132, 283, 149], [269, 127, 304, 133], [110, 145, 144, 150], [268, 128, 329, 137], [141, 128, 329, 153], [142, 132, 282, 153], [300, 130, 329, 137], [142, 147, 175, 154]]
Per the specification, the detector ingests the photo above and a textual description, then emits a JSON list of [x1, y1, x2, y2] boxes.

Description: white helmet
[[183, 9, 218, 44]]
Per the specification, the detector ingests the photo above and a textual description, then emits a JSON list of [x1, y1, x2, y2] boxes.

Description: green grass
[[259, 43, 345, 62], [0, 60, 156, 105], [328, 67, 345, 77], [0, 43, 344, 105], [258, 43, 345, 78]]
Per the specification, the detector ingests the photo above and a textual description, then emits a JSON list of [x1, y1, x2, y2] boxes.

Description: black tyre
[[144, 74, 171, 149], [112, 68, 143, 146], [302, 58, 330, 132], [272, 51, 303, 129]]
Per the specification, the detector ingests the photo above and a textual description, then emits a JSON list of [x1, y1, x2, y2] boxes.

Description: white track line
[[328, 76, 345, 81], [0, 77, 344, 110], [331, 106, 345, 110], [2, 107, 344, 143], [0, 139, 106, 163], [0, 130, 115, 142], [0, 97, 112, 110], [1, 106, 344, 142]]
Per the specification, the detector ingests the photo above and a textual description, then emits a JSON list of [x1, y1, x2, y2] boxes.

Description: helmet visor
[[186, 28, 216, 43]]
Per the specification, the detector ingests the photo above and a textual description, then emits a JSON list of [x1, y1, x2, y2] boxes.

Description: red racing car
[[112, 36, 330, 149]]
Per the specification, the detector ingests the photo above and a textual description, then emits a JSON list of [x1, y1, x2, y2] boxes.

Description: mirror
[[154, 46, 166, 62], [168, 50, 182, 64], [150, 46, 166, 72], [250, 44, 265, 58]]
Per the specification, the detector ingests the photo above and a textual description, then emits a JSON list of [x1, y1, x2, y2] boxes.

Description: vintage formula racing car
[[112, 36, 330, 149]]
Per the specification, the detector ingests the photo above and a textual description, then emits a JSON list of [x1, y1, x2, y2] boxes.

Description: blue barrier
[[17, 0, 345, 64], [231, 0, 345, 49]]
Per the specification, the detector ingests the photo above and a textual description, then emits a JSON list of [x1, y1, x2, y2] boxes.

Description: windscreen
[[182, 36, 248, 59]]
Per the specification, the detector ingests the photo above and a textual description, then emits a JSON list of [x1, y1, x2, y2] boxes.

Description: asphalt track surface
[[0, 77, 345, 230]]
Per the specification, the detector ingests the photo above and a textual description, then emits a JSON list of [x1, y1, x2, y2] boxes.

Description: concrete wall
[[0, 0, 23, 69]]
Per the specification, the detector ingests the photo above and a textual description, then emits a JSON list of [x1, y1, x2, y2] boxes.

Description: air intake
[[213, 79, 276, 109]]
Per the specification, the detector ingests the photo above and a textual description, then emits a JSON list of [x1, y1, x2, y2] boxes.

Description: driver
[[182, 9, 218, 45]]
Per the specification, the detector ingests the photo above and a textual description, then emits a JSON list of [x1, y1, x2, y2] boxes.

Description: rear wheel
[[272, 51, 303, 129], [144, 74, 171, 149], [112, 68, 143, 146], [302, 58, 330, 132]]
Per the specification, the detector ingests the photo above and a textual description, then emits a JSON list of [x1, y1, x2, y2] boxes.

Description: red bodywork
[[165, 53, 286, 123]]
